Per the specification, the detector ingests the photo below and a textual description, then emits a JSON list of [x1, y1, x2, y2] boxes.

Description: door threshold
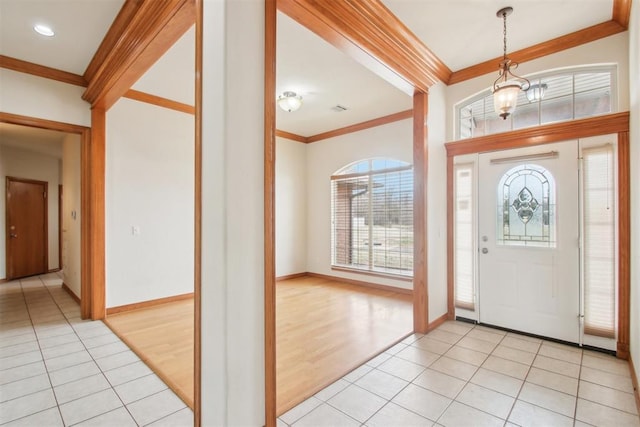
[[455, 316, 616, 357]]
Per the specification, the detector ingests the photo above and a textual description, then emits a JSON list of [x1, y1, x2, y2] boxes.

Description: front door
[[6, 177, 48, 279], [478, 141, 580, 343]]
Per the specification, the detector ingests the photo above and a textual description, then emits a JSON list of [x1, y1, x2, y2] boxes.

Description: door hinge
[[43, 192, 47, 199]]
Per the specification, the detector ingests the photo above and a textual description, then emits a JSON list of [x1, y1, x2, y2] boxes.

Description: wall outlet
[[132, 226, 141, 236]]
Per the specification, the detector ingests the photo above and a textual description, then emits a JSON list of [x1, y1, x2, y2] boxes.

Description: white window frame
[[455, 65, 618, 140], [331, 158, 414, 278]]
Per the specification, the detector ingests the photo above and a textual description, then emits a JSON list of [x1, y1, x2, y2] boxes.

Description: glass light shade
[[493, 83, 521, 119], [277, 91, 302, 112]]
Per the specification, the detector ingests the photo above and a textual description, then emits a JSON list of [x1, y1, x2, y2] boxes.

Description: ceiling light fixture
[[526, 82, 548, 102], [34, 24, 55, 37], [492, 7, 530, 120], [277, 91, 303, 112]]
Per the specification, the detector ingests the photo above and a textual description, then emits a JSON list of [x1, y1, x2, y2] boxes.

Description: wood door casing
[[6, 177, 48, 279]]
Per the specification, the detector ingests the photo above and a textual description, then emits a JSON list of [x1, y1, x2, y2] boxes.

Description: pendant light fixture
[[492, 7, 530, 120], [277, 91, 303, 112]]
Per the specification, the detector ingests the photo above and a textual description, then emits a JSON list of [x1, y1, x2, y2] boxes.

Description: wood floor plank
[[276, 276, 412, 414], [104, 276, 412, 416], [105, 299, 194, 408]]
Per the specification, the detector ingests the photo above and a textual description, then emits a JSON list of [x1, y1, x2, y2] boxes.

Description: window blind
[[454, 164, 475, 310], [582, 145, 616, 338], [331, 161, 413, 277]]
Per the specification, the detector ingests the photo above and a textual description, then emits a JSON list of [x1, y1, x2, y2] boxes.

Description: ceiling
[[0, 0, 618, 140], [0, 123, 65, 158]]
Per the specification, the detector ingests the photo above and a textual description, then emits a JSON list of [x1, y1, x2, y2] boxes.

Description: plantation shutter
[[454, 163, 475, 310], [582, 145, 616, 338]]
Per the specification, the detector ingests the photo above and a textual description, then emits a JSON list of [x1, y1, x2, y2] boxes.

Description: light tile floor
[[279, 321, 640, 427], [0, 273, 193, 426]]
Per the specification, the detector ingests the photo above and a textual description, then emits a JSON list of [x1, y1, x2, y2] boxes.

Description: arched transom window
[[456, 65, 616, 139]]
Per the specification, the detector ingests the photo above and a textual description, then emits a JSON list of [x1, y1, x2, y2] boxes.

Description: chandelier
[[492, 7, 530, 120]]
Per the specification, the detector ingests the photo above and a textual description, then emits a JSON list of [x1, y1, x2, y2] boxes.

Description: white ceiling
[[0, 0, 618, 138], [0, 123, 65, 158], [382, 0, 613, 71], [0, 0, 124, 75], [276, 12, 411, 137], [132, 26, 196, 106]]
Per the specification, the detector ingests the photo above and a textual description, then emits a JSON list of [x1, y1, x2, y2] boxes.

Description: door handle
[[482, 247, 488, 254], [10, 233, 17, 238]]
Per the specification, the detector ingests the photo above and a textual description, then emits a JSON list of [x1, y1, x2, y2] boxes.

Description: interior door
[[478, 141, 580, 343], [6, 177, 48, 279]]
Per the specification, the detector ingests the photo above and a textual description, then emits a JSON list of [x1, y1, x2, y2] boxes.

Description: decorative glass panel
[[497, 164, 556, 247]]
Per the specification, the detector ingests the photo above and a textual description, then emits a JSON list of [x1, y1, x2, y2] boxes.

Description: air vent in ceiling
[[331, 105, 348, 112]]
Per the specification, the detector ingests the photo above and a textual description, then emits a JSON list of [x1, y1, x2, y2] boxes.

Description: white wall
[[201, 0, 264, 424], [105, 98, 194, 307], [305, 119, 413, 289], [276, 137, 307, 277], [446, 32, 630, 141], [0, 69, 90, 127], [0, 145, 60, 278], [427, 82, 448, 322], [628, 0, 639, 381], [62, 134, 82, 297]]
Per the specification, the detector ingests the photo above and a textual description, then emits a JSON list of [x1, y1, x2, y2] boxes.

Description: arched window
[[497, 164, 556, 247], [331, 159, 413, 277], [456, 65, 616, 139]]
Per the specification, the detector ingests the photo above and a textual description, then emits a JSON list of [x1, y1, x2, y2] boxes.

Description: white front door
[[478, 141, 580, 343]]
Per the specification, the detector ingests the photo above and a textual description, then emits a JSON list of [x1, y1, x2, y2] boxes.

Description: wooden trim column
[[264, 0, 277, 424], [413, 92, 429, 333], [89, 108, 106, 320], [617, 131, 630, 359], [80, 129, 92, 319], [193, 0, 203, 424]]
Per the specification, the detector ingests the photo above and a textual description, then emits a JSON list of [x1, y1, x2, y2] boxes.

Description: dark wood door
[[6, 177, 48, 279]]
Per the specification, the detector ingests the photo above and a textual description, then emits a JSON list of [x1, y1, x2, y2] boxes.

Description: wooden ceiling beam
[[612, 0, 632, 28], [448, 20, 626, 85], [278, 0, 450, 94], [82, 0, 195, 110], [0, 55, 87, 87], [83, 0, 143, 83]]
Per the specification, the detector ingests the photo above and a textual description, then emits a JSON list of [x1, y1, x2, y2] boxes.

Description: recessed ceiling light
[[34, 24, 55, 37]]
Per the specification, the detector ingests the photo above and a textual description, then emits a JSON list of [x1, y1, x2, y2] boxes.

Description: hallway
[[0, 273, 192, 426]]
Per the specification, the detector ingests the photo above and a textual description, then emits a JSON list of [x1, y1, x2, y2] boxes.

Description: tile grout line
[[19, 276, 65, 425]]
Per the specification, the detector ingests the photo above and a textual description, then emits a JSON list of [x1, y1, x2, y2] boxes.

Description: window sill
[[331, 266, 413, 282]]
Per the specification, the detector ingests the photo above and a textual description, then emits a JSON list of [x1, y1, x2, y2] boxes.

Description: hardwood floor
[[105, 299, 194, 409], [276, 275, 412, 414], [104, 275, 412, 416]]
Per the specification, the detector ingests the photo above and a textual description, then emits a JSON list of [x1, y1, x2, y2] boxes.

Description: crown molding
[[82, 0, 195, 109], [278, 0, 450, 94], [448, 20, 626, 85], [0, 55, 87, 87]]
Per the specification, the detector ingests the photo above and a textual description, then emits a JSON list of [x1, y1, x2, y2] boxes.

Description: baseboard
[[106, 293, 194, 315], [61, 283, 81, 304], [306, 272, 413, 295], [47, 268, 61, 273], [630, 354, 640, 415], [0, 278, 8, 284], [276, 272, 309, 281], [426, 313, 449, 333]]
